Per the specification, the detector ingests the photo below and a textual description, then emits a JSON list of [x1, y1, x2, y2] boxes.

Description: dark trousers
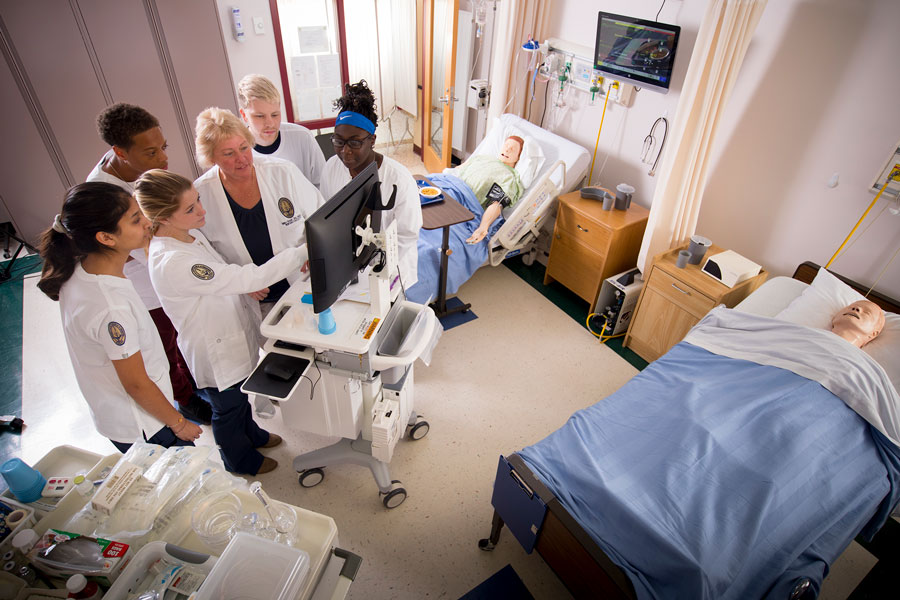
[[197, 385, 269, 475], [149, 307, 195, 406], [110, 425, 194, 454]]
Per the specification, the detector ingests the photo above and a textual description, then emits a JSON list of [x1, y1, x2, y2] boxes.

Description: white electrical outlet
[[252, 16, 265, 35]]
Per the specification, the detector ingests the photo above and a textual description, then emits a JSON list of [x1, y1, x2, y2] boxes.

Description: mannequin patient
[[830, 300, 885, 348], [460, 135, 525, 244]]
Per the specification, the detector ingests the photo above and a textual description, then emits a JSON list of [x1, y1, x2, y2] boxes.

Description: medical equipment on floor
[[245, 162, 440, 509], [593, 268, 644, 337]]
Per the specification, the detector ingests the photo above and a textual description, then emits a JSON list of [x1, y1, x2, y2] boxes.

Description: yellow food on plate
[[420, 186, 441, 198]]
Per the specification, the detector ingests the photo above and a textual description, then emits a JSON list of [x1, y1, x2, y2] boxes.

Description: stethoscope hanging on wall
[[641, 116, 668, 176]]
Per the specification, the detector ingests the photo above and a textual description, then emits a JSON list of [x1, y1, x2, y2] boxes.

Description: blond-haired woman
[[135, 169, 308, 475], [237, 74, 326, 188], [193, 107, 322, 310]]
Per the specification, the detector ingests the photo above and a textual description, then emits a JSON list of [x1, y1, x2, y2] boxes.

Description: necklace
[[107, 157, 127, 182]]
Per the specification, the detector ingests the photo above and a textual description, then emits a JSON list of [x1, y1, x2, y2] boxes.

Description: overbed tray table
[[415, 174, 475, 318]]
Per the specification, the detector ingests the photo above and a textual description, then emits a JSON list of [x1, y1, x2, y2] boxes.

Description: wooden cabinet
[[544, 192, 649, 310], [624, 244, 768, 362]]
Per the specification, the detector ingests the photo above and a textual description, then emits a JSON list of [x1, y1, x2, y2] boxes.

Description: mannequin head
[[830, 300, 885, 348], [499, 136, 524, 168]]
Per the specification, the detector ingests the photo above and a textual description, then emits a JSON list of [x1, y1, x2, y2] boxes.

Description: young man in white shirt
[[237, 74, 327, 189], [86, 103, 211, 426]]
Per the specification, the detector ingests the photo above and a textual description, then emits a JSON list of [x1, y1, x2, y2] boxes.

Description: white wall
[[215, 0, 285, 115], [545, 0, 900, 299]]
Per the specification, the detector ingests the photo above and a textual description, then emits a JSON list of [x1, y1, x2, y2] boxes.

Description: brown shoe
[[256, 457, 278, 474], [261, 433, 282, 449]]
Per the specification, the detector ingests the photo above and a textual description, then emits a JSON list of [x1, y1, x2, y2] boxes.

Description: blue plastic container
[[1, 458, 46, 503]]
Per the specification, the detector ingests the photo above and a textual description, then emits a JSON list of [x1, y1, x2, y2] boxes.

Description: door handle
[[671, 283, 691, 295], [576, 224, 589, 233], [439, 88, 459, 105]]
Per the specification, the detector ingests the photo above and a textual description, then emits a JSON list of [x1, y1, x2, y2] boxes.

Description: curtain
[[486, 0, 553, 126], [636, 0, 768, 274]]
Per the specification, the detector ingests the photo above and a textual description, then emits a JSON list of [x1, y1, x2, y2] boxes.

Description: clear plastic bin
[[194, 532, 310, 600]]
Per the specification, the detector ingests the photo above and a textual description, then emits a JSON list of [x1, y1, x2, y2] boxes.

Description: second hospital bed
[[477, 262, 900, 599], [405, 113, 590, 305]]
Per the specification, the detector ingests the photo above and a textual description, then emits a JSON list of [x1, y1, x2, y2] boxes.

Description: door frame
[[422, 0, 458, 173]]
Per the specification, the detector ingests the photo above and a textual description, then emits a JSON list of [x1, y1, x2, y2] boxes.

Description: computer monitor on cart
[[305, 161, 382, 314]]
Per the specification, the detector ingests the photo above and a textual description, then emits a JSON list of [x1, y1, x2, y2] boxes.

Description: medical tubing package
[[62, 443, 246, 546]]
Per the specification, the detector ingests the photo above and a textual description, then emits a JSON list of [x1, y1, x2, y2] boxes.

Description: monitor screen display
[[594, 12, 681, 94], [305, 161, 382, 314]]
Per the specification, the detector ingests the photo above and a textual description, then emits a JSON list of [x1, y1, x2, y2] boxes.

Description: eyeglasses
[[331, 134, 372, 150]]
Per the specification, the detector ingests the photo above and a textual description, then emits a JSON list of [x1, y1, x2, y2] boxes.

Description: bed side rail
[[488, 160, 566, 266]]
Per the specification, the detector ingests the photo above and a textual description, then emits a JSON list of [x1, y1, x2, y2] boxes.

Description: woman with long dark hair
[[37, 182, 202, 452]]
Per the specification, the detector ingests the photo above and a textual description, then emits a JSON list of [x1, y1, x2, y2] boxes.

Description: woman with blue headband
[[319, 80, 422, 288]]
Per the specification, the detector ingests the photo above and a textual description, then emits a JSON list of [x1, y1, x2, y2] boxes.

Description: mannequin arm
[[466, 201, 503, 244]]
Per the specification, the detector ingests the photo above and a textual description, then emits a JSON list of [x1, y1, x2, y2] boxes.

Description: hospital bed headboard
[[470, 114, 590, 195]]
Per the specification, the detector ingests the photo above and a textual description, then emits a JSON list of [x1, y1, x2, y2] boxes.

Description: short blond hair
[[237, 74, 281, 108], [194, 107, 255, 168], [134, 169, 192, 235]]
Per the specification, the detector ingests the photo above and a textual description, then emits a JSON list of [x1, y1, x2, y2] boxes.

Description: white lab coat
[[253, 123, 326, 188], [195, 155, 323, 282], [147, 230, 307, 391], [58, 263, 171, 443], [320, 155, 422, 287]]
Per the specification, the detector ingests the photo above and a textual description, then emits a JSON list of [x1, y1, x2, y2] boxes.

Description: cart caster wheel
[[298, 467, 325, 488], [478, 538, 496, 551], [380, 480, 407, 509], [408, 420, 430, 440]]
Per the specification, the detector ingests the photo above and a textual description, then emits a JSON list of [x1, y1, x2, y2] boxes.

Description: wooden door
[[423, 0, 458, 173]]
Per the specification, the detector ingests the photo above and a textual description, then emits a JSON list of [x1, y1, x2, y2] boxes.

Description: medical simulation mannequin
[[237, 74, 327, 189], [136, 170, 308, 475], [461, 135, 524, 244], [37, 182, 202, 452], [86, 103, 211, 426], [193, 107, 323, 310], [830, 300, 885, 348], [319, 80, 423, 288]]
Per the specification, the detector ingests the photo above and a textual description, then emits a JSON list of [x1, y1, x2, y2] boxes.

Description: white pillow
[[775, 267, 866, 329], [514, 134, 545, 188], [775, 267, 899, 392]]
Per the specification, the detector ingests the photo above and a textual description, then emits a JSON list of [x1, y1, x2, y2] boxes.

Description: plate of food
[[418, 186, 444, 206]]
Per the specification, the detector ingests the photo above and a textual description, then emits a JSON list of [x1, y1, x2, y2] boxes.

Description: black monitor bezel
[[593, 11, 681, 94], [305, 161, 382, 314]]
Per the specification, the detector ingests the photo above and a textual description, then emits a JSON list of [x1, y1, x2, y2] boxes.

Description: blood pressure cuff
[[486, 182, 512, 208]]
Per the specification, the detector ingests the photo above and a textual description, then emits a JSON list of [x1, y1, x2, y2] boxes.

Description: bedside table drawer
[[546, 230, 604, 303], [650, 268, 716, 317], [556, 202, 610, 251]]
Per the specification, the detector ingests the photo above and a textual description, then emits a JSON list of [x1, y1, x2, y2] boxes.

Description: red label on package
[[103, 541, 130, 558]]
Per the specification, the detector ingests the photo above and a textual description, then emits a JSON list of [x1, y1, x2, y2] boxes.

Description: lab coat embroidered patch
[[278, 197, 295, 218], [108, 322, 126, 346], [191, 264, 215, 280]]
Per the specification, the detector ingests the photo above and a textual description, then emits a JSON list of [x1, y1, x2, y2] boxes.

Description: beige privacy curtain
[[637, 0, 768, 274], [487, 0, 553, 125]]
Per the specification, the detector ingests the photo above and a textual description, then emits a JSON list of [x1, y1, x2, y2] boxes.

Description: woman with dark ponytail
[[38, 182, 203, 452], [319, 80, 422, 288]]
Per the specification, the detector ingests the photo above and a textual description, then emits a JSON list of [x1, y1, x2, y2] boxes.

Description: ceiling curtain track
[[636, 0, 768, 274], [486, 0, 553, 127]]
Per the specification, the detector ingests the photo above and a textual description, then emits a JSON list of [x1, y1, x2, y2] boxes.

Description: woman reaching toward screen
[[37, 182, 202, 452], [135, 169, 308, 475]]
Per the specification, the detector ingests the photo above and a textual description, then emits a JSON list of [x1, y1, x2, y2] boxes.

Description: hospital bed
[[478, 261, 900, 599], [406, 114, 590, 304]]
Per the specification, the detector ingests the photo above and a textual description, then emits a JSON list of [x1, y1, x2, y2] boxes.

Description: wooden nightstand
[[624, 243, 768, 362], [543, 191, 650, 311]]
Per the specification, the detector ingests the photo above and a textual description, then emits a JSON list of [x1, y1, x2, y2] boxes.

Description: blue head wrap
[[335, 111, 376, 135]]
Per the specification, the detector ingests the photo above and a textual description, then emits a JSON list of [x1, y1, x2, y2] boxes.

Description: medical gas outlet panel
[[543, 38, 635, 107]]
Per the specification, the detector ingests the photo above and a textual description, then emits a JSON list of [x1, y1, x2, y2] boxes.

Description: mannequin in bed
[[830, 300, 885, 348], [460, 135, 525, 244]]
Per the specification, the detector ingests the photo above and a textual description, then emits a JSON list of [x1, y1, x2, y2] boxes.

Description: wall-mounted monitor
[[594, 12, 681, 94]]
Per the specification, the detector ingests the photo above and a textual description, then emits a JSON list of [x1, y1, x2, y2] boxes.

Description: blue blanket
[[519, 342, 900, 600], [405, 173, 504, 304]]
